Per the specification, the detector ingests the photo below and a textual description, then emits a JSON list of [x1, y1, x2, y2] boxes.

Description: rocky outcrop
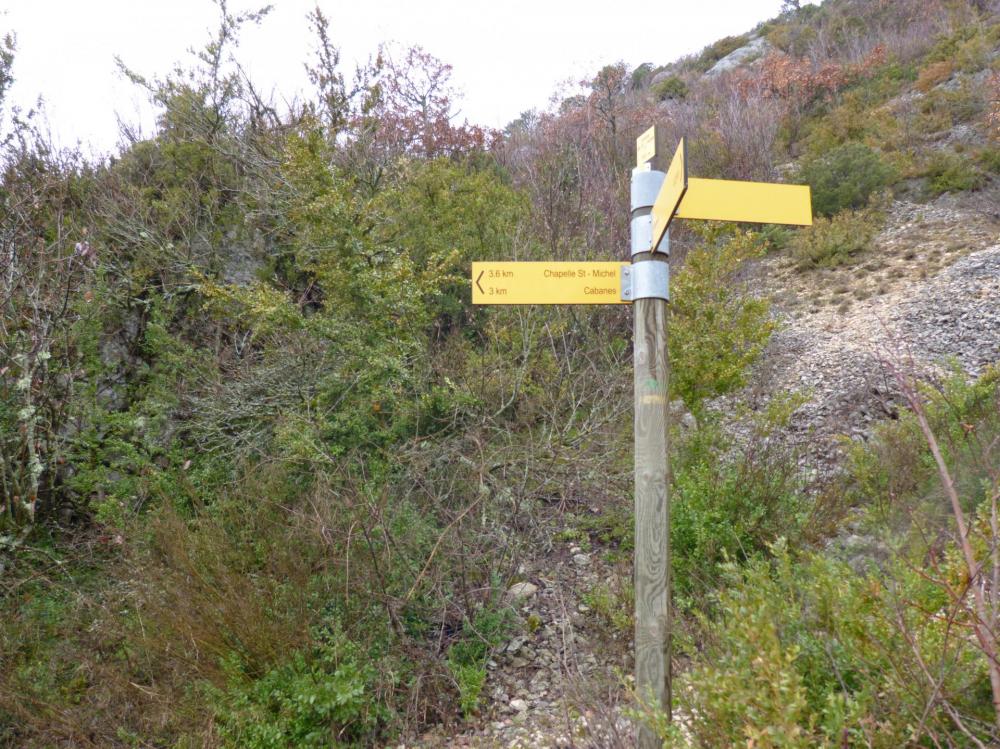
[[706, 36, 771, 76]]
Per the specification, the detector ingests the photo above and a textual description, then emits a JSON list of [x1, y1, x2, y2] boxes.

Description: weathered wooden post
[[629, 130, 675, 746]]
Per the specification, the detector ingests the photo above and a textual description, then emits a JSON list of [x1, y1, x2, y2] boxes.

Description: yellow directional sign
[[636, 126, 657, 166], [649, 137, 688, 251], [645, 140, 813, 246], [675, 178, 812, 225], [472, 262, 626, 305]]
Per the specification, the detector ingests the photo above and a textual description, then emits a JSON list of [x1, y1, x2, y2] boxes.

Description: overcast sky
[[3, 0, 801, 157]]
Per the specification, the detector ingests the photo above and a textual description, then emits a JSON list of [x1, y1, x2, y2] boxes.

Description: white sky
[[3, 0, 799, 157]]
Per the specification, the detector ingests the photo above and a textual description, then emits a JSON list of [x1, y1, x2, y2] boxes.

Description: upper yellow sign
[[649, 137, 688, 251], [644, 135, 813, 242], [636, 126, 657, 167], [676, 178, 812, 225], [472, 262, 626, 305]]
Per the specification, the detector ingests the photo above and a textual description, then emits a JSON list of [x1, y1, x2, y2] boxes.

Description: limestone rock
[[706, 36, 770, 76], [505, 581, 538, 602]]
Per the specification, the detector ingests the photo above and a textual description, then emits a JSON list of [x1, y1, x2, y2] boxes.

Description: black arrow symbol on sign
[[475, 270, 485, 294]]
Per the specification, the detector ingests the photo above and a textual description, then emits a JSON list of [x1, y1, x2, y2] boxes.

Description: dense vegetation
[[2, 0, 999, 746]]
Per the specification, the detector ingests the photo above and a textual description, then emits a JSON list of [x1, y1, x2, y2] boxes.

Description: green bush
[[630, 62, 655, 89], [669, 227, 776, 411], [648, 368, 1000, 748], [650, 74, 688, 102], [797, 142, 895, 217], [582, 579, 634, 637], [977, 145, 1000, 175], [796, 61, 916, 157], [651, 544, 995, 748], [922, 149, 988, 197], [925, 24, 997, 73], [212, 628, 388, 749], [755, 224, 793, 253], [791, 203, 884, 270], [917, 82, 985, 133], [446, 606, 512, 718], [671, 399, 805, 600], [847, 364, 1000, 522]]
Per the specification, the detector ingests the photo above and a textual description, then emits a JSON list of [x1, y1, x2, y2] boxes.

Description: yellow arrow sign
[[649, 137, 688, 251], [636, 125, 657, 167], [472, 262, 626, 305], [676, 178, 812, 225], [646, 138, 813, 247]]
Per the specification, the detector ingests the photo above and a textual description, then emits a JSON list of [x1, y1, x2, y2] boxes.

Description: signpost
[[471, 262, 628, 305], [471, 126, 812, 748]]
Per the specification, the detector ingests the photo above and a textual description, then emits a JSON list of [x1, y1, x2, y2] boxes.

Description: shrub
[[446, 606, 512, 717], [925, 24, 995, 74], [557, 509, 632, 562], [915, 59, 954, 92], [795, 58, 915, 157], [846, 364, 1000, 523], [797, 142, 895, 217], [654, 545, 991, 748], [917, 81, 985, 132], [977, 144, 1000, 174], [922, 149, 987, 196], [665, 550, 836, 749], [669, 227, 776, 411], [651, 75, 688, 102], [630, 62, 655, 89], [791, 202, 884, 270], [211, 629, 389, 749], [583, 579, 634, 637], [670, 398, 805, 600], [756, 224, 793, 253], [649, 368, 1000, 747]]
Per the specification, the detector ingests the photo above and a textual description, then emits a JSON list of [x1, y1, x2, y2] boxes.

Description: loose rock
[[505, 582, 539, 602]]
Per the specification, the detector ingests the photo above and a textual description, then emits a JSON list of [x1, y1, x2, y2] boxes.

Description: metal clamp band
[[631, 169, 665, 211], [631, 168, 670, 257], [630, 214, 670, 256], [620, 261, 669, 302]]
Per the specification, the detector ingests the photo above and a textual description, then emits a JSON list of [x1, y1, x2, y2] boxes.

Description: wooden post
[[633, 251, 671, 747]]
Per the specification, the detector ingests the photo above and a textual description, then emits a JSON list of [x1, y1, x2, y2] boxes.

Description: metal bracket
[[620, 261, 669, 302], [630, 168, 669, 257]]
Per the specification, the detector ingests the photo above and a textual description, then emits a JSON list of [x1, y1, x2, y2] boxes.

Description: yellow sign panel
[[472, 262, 626, 305], [649, 137, 688, 250], [636, 126, 657, 166], [676, 178, 812, 225]]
